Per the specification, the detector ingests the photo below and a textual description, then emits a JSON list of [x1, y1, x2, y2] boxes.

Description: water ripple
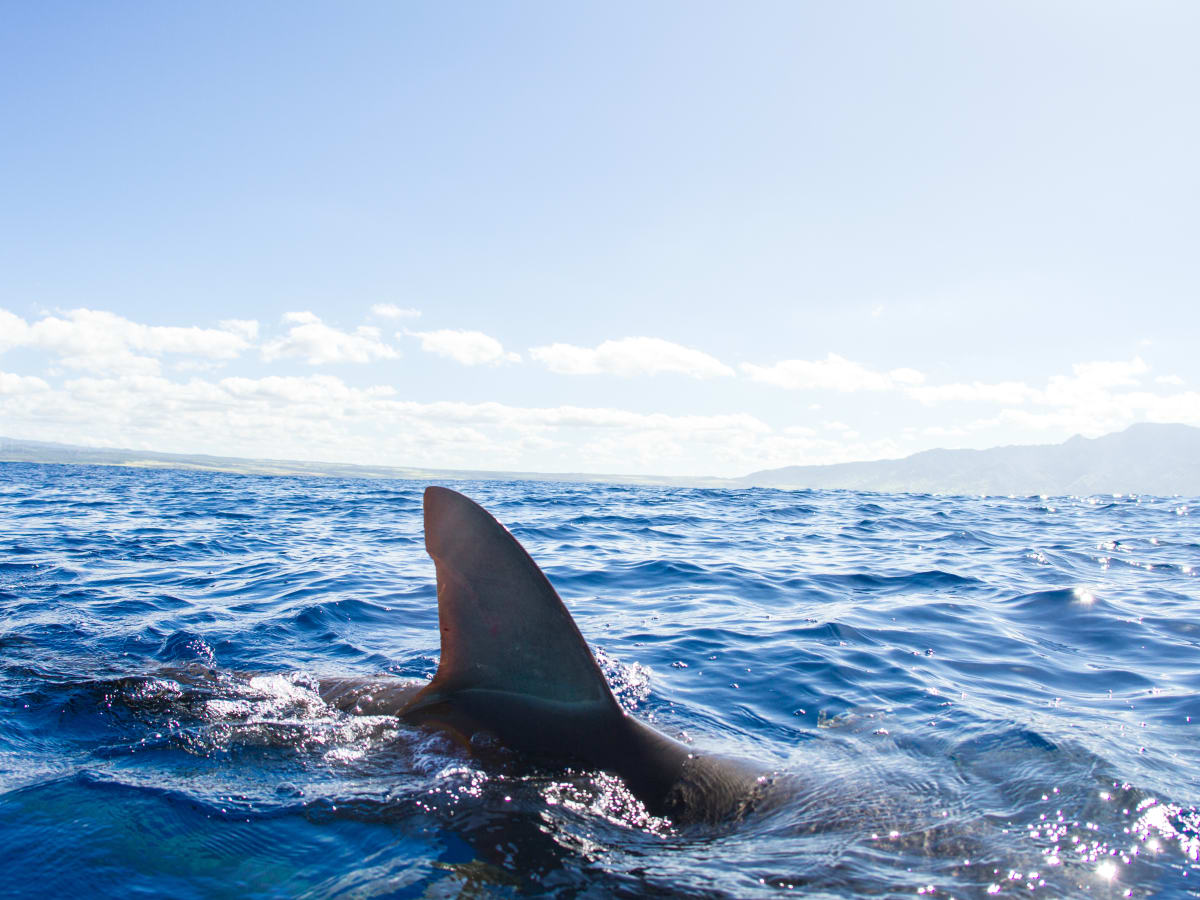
[[0, 463, 1197, 897]]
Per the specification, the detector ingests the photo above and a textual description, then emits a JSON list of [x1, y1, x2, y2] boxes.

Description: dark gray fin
[[407, 486, 619, 711]]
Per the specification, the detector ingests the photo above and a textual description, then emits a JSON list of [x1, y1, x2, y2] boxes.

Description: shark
[[318, 486, 773, 824]]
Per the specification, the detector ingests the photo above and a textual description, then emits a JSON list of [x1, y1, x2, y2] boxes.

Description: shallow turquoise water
[[1, 462, 1198, 897]]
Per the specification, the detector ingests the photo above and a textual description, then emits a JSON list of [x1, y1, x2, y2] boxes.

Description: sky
[[1, 2, 1198, 477]]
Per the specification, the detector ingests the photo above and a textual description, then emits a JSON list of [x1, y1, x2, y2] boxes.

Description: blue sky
[[1, 2, 1197, 476]]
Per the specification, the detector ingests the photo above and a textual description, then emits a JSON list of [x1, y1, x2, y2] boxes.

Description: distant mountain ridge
[[737, 423, 1200, 496], [2, 423, 1198, 496]]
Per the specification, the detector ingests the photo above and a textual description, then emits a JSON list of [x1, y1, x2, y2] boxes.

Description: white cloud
[[261, 311, 398, 365], [1036, 356, 1148, 410], [741, 353, 922, 391], [740, 353, 1157, 418], [1156, 374, 1184, 386], [984, 388, 1200, 435], [282, 311, 320, 326], [0, 310, 30, 353], [219, 319, 259, 340], [906, 380, 1039, 407], [920, 423, 970, 439], [911, 357, 1199, 439], [530, 337, 733, 378], [221, 374, 396, 404], [371, 303, 421, 319], [0, 371, 50, 394], [0, 307, 253, 375], [405, 329, 520, 365], [738, 350, 1197, 453], [1057, 356, 1148, 390], [889, 367, 925, 386]]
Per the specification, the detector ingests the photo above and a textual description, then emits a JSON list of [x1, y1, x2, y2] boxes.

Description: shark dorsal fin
[[419, 486, 618, 707]]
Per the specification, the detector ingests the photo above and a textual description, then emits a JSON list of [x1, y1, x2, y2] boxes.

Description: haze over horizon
[[2, 4, 1198, 478]]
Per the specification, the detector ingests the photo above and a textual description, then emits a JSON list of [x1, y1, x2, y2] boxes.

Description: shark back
[[402, 486, 768, 823], [416, 486, 618, 708]]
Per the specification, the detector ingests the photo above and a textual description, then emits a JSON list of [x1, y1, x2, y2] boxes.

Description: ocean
[[0, 462, 1197, 898]]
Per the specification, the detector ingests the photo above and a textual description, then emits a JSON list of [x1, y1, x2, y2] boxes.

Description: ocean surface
[[1, 462, 1198, 899]]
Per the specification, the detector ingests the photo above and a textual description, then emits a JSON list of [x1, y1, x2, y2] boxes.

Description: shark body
[[320, 486, 770, 824]]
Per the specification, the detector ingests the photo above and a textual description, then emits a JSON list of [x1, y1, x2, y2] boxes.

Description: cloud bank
[[2, 306, 1195, 476]]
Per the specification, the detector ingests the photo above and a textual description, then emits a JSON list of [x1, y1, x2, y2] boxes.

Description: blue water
[[1, 463, 1198, 898]]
